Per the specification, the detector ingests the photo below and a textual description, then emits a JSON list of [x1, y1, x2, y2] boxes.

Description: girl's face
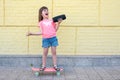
[[42, 9, 49, 19]]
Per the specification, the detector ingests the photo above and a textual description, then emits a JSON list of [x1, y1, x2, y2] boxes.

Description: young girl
[[27, 6, 62, 70]]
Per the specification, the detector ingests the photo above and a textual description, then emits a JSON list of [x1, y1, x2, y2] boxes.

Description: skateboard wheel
[[56, 71, 60, 76], [30, 64, 33, 67], [35, 72, 40, 77]]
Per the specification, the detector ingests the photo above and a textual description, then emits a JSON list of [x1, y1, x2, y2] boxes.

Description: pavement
[[0, 66, 120, 80]]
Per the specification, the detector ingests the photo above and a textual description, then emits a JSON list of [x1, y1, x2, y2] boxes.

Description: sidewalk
[[0, 66, 120, 80]]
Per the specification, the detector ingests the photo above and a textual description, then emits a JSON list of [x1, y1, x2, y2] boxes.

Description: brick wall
[[0, 0, 120, 55]]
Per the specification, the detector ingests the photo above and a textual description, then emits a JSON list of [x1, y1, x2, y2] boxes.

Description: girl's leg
[[51, 47, 57, 66], [42, 48, 49, 67]]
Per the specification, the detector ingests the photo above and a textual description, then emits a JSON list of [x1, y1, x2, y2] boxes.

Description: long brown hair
[[38, 6, 48, 22]]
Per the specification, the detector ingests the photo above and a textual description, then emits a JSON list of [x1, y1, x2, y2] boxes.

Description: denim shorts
[[42, 36, 58, 48]]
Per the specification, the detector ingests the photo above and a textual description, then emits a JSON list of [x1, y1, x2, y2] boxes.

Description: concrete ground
[[0, 66, 120, 80]]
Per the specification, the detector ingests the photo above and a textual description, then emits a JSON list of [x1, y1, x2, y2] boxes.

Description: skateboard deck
[[31, 67, 63, 76], [53, 14, 66, 22], [32, 67, 63, 72]]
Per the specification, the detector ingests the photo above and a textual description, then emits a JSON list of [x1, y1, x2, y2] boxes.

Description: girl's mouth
[[45, 13, 48, 15]]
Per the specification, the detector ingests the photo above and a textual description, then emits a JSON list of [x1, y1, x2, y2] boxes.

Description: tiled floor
[[0, 66, 120, 80]]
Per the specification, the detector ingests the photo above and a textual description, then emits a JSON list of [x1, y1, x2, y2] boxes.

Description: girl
[[27, 6, 62, 70]]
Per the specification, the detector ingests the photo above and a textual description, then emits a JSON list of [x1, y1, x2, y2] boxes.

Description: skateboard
[[53, 14, 66, 22], [31, 67, 63, 76]]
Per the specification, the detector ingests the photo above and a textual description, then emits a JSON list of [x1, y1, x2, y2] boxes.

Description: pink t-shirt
[[38, 19, 56, 38]]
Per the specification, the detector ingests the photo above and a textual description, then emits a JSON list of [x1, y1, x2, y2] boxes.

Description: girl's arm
[[55, 18, 62, 31], [27, 27, 42, 36], [27, 31, 42, 36]]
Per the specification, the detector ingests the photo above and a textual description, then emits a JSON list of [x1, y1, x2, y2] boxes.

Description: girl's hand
[[57, 18, 63, 24], [27, 32, 32, 36]]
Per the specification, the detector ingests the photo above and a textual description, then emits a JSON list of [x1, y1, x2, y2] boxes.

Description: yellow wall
[[0, 0, 120, 55], [0, 0, 3, 25]]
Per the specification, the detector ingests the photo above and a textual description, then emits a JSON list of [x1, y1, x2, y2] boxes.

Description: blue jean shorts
[[42, 36, 58, 48]]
